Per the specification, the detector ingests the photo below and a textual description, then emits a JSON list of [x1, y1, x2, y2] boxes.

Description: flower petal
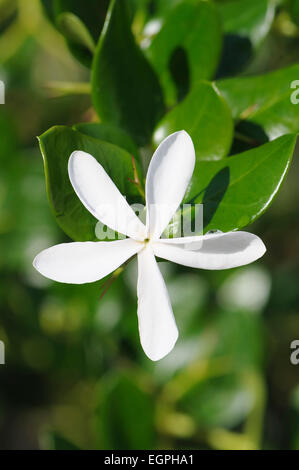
[[146, 131, 195, 240], [137, 246, 178, 361], [33, 239, 142, 284], [153, 231, 266, 270], [69, 151, 146, 240]]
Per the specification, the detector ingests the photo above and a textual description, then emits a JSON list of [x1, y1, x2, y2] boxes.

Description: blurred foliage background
[[0, 0, 298, 450]]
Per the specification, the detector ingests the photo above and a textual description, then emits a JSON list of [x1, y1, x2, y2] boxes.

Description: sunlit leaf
[[174, 134, 297, 234], [218, 64, 299, 140], [154, 81, 233, 160]]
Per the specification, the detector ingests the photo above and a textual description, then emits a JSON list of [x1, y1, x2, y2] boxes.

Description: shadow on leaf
[[169, 46, 190, 103], [216, 34, 253, 79], [231, 121, 269, 155]]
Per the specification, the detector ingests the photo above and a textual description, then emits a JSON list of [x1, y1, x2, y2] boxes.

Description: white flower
[[33, 131, 266, 361]]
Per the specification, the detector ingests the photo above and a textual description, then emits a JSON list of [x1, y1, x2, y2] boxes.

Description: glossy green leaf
[[218, 64, 299, 140], [216, 0, 276, 77], [218, 0, 275, 47], [91, 0, 165, 146], [38, 126, 142, 241], [154, 81, 233, 161], [97, 374, 155, 450], [177, 134, 297, 234], [146, 1, 222, 105], [218, 64, 299, 120], [73, 122, 140, 161]]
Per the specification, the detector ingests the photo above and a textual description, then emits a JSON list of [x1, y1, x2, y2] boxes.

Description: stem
[[44, 81, 91, 97], [234, 131, 261, 147], [128, 156, 145, 200], [99, 254, 136, 300]]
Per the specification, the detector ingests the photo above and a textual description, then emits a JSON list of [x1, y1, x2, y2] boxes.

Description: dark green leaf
[[73, 122, 140, 161], [146, 1, 222, 105], [38, 126, 142, 241], [91, 0, 165, 146], [218, 64, 299, 140], [290, 0, 299, 26], [177, 134, 297, 234], [97, 374, 155, 450], [154, 81, 233, 161]]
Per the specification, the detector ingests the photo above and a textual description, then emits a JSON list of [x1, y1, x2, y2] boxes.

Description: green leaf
[[290, 0, 299, 26], [179, 373, 253, 428], [154, 81, 233, 161], [177, 134, 297, 234], [53, 0, 109, 41], [217, 64, 299, 140], [57, 12, 95, 53], [290, 385, 299, 449], [217, 0, 276, 77], [38, 126, 142, 242], [218, 0, 275, 47], [91, 0, 165, 146], [218, 64, 299, 120], [73, 122, 140, 161], [146, 1, 222, 105], [97, 374, 155, 450], [46, 432, 81, 450], [41, 0, 109, 67], [212, 310, 264, 369], [144, 0, 185, 18], [41, 0, 56, 23]]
